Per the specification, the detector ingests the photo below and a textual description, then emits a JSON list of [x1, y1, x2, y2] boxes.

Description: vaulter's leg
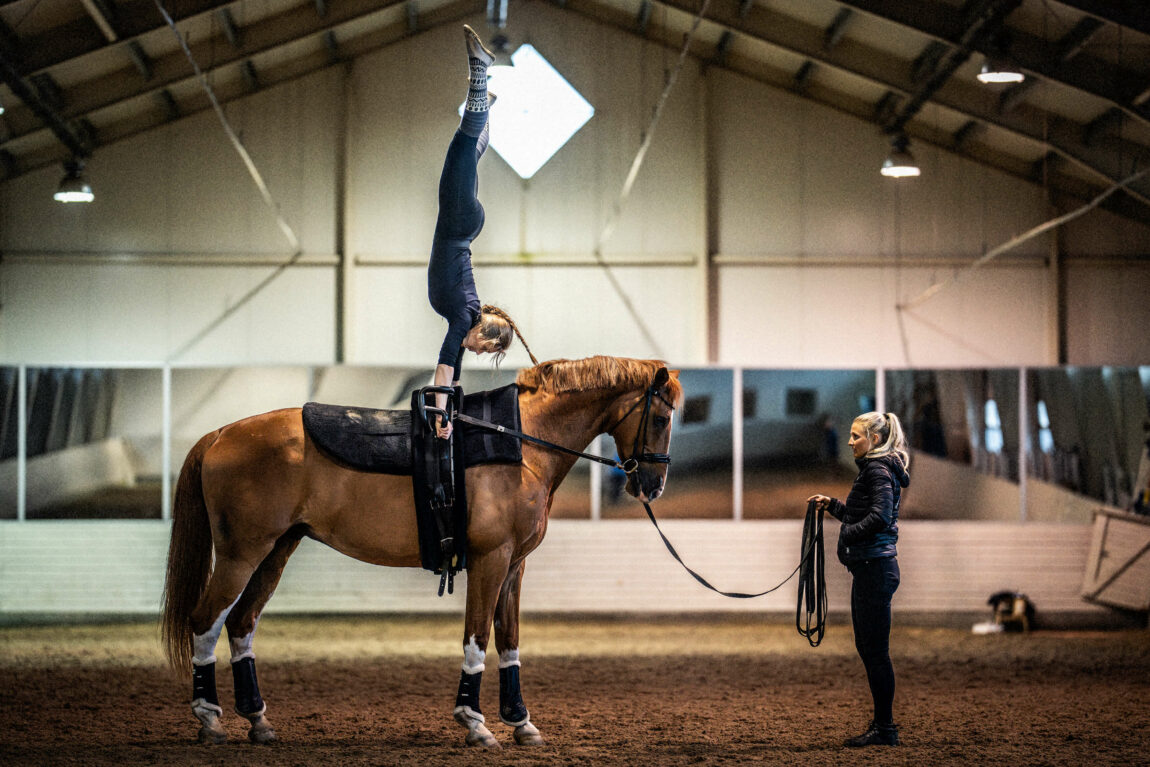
[[494, 559, 543, 746], [188, 551, 268, 744], [223, 531, 303, 744], [454, 545, 513, 749]]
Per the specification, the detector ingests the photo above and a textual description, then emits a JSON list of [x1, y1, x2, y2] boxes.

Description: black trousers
[[848, 556, 900, 725]]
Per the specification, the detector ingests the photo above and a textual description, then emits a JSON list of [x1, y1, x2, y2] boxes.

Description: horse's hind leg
[[224, 529, 304, 744], [494, 559, 543, 746], [188, 551, 269, 744]]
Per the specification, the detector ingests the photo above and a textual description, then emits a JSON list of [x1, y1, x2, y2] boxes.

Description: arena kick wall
[[0, 519, 1121, 628], [2, 5, 1149, 370]]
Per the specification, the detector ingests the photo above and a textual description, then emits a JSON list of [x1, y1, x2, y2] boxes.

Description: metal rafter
[[634, 0, 1150, 211], [0, 0, 480, 180], [0, 0, 413, 147], [833, 0, 1150, 127], [1047, 0, 1150, 37], [11, 0, 241, 76], [555, 0, 1147, 221]]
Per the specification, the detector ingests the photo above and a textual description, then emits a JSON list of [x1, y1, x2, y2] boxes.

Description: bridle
[[604, 384, 676, 475], [452, 380, 674, 476]]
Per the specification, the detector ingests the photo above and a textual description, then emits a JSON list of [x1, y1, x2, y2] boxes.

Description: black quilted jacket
[[826, 454, 910, 566]]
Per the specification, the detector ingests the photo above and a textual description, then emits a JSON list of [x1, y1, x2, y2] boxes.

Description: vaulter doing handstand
[[428, 24, 536, 440]]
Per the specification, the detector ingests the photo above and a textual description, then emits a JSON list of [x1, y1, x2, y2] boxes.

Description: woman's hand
[[807, 494, 832, 511]]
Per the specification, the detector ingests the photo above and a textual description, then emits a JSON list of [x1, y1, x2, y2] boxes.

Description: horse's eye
[[654, 416, 670, 429]]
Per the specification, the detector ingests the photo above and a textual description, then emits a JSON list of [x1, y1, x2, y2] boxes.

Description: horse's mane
[[516, 356, 683, 405]]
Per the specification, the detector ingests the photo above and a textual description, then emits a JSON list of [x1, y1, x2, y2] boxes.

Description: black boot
[[844, 720, 900, 747]]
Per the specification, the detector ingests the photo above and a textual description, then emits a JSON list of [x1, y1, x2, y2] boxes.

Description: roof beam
[[637, 0, 1150, 210], [883, 0, 1022, 136], [0, 52, 90, 158], [80, 0, 120, 42], [12, 0, 239, 76], [558, 0, 1147, 222], [834, 0, 1150, 129], [0, 0, 411, 147], [1046, 0, 1150, 37], [217, 8, 243, 48], [0, 0, 478, 181], [824, 8, 853, 51], [792, 60, 815, 93], [126, 41, 153, 80]]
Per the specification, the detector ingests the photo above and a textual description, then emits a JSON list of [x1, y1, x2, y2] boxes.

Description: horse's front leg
[[494, 558, 543, 746], [453, 545, 512, 750]]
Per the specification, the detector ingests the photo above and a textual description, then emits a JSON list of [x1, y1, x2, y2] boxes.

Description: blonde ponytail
[[854, 411, 910, 470]]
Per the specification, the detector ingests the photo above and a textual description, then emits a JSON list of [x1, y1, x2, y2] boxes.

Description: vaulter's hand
[[807, 494, 831, 511], [436, 419, 453, 440]]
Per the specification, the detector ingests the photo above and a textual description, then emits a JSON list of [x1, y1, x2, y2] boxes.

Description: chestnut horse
[[161, 356, 682, 748]]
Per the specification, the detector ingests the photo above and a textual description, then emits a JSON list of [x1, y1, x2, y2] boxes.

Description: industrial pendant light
[[54, 158, 94, 203], [977, 53, 1025, 84], [880, 135, 920, 178]]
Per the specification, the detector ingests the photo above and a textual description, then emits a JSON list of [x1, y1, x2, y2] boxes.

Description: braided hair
[[479, 304, 539, 367]]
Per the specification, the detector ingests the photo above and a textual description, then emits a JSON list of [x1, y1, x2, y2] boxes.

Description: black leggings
[[849, 557, 900, 725]]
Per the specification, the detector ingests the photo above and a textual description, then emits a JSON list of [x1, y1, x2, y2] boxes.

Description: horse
[[161, 355, 682, 749]]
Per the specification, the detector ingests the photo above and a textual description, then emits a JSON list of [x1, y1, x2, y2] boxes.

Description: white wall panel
[[0, 519, 1112, 625], [347, 6, 705, 263], [0, 260, 336, 364], [0, 14, 1145, 369], [1065, 261, 1150, 366], [351, 263, 702, 366], [0, 70, 340, 257], [710, 69, 1052, 262], [717, 263, 1053, 367]]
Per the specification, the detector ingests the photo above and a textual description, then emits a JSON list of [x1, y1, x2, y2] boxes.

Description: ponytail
[[480, 304, 539, 366], [854, 411, 910, 470]]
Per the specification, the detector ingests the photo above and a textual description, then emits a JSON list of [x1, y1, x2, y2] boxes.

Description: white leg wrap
[[462, 635, 486, 674], [498, 648, 520, 669], [193, 595, 241, 665]]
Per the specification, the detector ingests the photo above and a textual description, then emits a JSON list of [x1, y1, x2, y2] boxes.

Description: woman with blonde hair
[[809, 411, 910, 747], [428, 25, 535, 439]]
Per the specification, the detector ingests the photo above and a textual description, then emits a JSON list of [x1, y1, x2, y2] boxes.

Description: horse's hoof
[[242, 710, 277, 743], [454, 706, 501, 750], [248, 723, 277, 744], [196, 725, 227, 745], [465, 729, 502, 750], [513, 722, 545, 746]]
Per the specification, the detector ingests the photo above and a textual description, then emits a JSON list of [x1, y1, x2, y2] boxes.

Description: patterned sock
[[475, 94, 496, 160], [461, 25, 492, 138]]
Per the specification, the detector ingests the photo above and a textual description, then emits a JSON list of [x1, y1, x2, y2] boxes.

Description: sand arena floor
[[1, 615, 1148, 766]]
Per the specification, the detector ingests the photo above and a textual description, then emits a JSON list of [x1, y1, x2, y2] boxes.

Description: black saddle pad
[[459, 383, 522, 466], [302, 402, 413, 474], [302, 383, 522, 474]]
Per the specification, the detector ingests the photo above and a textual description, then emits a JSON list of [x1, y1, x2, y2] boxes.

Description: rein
[[454, 383, 674, 476], [638, 499, 828, 646], [456, 382, 827, 645]]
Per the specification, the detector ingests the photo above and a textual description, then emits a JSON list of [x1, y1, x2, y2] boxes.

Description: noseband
[[606, 385, 675, 475]]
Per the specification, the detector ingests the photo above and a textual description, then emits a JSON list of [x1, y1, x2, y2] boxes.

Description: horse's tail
[[161, 430, 220, 674]]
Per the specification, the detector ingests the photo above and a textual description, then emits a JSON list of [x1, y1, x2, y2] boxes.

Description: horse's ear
[[653, 367, 670, 387]]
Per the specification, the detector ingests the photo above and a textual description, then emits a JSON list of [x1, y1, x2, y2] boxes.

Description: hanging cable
[[152, 0, 305, 362], [898, 165, 1149, 313], [592, 0, 713, 359]]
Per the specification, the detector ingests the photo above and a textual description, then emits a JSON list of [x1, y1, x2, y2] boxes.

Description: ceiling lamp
[[977, 53, 1025, 84], [880, 135, 920, 178], [54, 159, 94, 203]]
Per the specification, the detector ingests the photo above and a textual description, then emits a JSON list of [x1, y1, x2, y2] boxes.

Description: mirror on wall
[[0, 367, 162, 520], [1026, 367, 1150, 511], [741, 369, 876, 519]]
